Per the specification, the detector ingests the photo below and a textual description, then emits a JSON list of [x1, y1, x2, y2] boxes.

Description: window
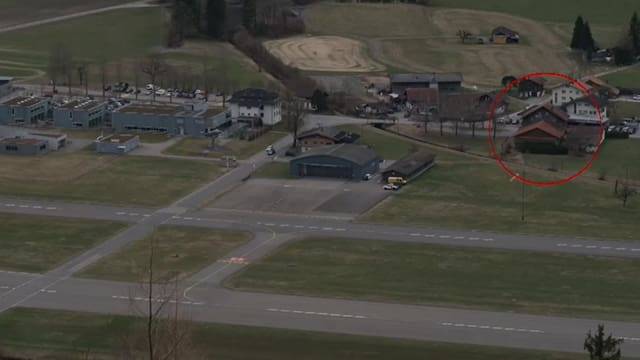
[[260, 113, 264, 118], [69, 111, 73, 119], [5, 145, 18, 151], [11, 108, 15, 116]]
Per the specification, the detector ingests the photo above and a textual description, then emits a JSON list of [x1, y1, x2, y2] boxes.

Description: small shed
[[95, 134, 140, 154], [289, 143, 380, 180], [382, 152, 436, 182], [28, 132, 67, 150]]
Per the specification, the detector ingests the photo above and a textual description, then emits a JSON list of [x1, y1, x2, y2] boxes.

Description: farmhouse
[[513, 120, 567, 154], [0, 96, 49, 125], [0, 137, 48, 155], [518, 77, 546, 98], [551, 82, 594, 106], [0, 76, 13, 98], [583, 76, 620, 97], [228, 88, 281, 126], [289, 143, 380, 180], [390, 73, 463, 95], [95, 134, 140, 154], [53, 99, 106, 128], [491, 26, 519, 44], [111, 102, 230, 136], [296, 127, 360, 152], [562, 95, 608, 126], [382, 152, 435, 182], [520, 103, 569, 128]]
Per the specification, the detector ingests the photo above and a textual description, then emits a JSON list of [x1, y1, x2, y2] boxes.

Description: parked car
[[145, 84, 154, 90], [383, 183, 400, 191], [155, 89, 166, 96], [633, 95, 640, 101], [265, 145, 275, 156], [362, 173, 372, 181]]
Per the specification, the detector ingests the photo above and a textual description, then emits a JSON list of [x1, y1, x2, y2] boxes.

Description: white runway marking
[[267, 308, 366, 319], [111, 295, 204, 306], [39, 289, 56, 294], [619, 336, 640, 342], [441, 322, 543, 334]]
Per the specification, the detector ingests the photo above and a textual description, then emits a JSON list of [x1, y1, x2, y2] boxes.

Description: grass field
[[431, 0, 639, 25], [0, 8, 164, 62], [229, 237, 640, 320], [363, 160, 639, 240], [0, 308, 590, 360], [252, 161, 291, 179], [164, 131, 287, 160], [62, 128, 171, 143], [520, 138, 640, 181], [0, 9, 273, 92], [616, 101, 640, 119], [0, 153, 221, 207], [0, 0, 134, 28], [0, 66, 38, 78], [602, 67, 640, 87], [80, 225, 250, 282], [392, 124, 503, 156], [0, 214, 125, 273]]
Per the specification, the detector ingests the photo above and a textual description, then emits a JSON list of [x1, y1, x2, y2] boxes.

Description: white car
[[265, 145, 275, 155], [633, 95, 640, 101], [383, 183, 399, 191], [145, 84, 154, 91], [155, 89, 166, 96]]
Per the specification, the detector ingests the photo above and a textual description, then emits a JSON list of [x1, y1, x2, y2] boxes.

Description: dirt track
[[264, 35, 384, 73]]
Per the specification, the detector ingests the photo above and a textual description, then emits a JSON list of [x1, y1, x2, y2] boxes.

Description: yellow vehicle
[[387, 177, 407, 185]]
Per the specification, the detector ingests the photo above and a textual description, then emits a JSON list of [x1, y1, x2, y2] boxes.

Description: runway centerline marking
[[267, 308, 366, 319], [441, 322, 543, 334]]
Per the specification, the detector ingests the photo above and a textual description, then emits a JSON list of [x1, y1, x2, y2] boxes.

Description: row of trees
[[167, 0, 228, 47], [570, 12, 640, 65]]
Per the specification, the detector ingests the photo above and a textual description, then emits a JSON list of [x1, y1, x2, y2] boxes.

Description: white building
[[561, 95, 608, 126], [228, 88, 281, 126], [551, 82, 594, 106]]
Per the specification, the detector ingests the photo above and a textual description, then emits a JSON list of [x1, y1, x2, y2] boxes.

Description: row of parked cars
[[143, 84, 206, 99]]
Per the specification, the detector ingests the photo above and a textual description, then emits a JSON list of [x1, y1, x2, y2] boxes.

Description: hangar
[[382, 151, 436, 182], [289, 143, 380, 180]]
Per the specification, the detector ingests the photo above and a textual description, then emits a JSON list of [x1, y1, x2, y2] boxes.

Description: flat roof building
[[53, 99, 106, 128], [27, 132, 67, 150], [0, 137, 48, 155], [289, 143, 380, 180], [111, 102, 230, 136], [382, 152, 436, 182], [95, 134, 140, 154], [390, 73, 463, 94], [0, 96, 50, 125]]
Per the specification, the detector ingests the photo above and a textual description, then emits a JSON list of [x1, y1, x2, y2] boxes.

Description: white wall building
[[228, 88, 281, 126], [562, 95, 608, 126], [551, 83, 594, 106]]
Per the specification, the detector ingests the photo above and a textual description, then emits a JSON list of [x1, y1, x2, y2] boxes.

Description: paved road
[[1, 272, 639, 355]]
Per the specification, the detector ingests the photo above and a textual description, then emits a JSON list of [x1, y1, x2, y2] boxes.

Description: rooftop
[[520, 102, 569, 122], [390, 72, 463, 84], [0, 137, 47, 145], [97, 134, 138, 143], [60, 100, 104, 110], [561, 94, 608, 109], [229, 88, 280, 106], [115, 103, 183, 116], [197, 107, 226, 118], [2, 96, 47, 107], [513, 120, 566, 139], [28, 132, 66, 139], [492, 26, 519, 36], [295, 143, 379, 165], [383, 151, 436, 176]]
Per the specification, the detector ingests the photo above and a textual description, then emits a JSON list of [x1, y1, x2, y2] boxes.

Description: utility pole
[[521, 169, 526, 221]]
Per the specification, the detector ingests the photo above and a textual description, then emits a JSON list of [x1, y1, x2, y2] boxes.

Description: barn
[[289, 143, 380, 180]]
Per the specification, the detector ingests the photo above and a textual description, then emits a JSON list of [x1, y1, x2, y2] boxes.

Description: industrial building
[[0, 76, 13, 98], [111, 102, 230, 136], [0, 137, 48, 155], [0, 96, 49, 125], [53, 99, 106, 128], [228, 88, 281, 126], [389, 73, 463, 95], [95, 134, 139, 154], [381, 152, 436, 182], [27, 132, 67, 150], [289, 143, 380, 180]]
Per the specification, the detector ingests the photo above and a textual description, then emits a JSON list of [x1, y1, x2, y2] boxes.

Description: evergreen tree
[[242, 0, 257, 32], [584, 324, 623, 360], [583, 21, 596, 52], [630, 11, 640, 54], [570, 15, 585, 49], [206, 0, 226, 38]]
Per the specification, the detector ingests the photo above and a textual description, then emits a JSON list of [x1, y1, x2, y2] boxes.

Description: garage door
[[298, 163, 352, 179]]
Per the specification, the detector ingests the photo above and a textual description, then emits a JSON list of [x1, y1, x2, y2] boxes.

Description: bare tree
[[283, 91, 306, 149], [141, 56, 168, 103], [121, 232, 204, 360], [47, 43, 72, 93], [615, 177, 637, 208], [99, 59, 108, 100], [456, 29, 472, 44]]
